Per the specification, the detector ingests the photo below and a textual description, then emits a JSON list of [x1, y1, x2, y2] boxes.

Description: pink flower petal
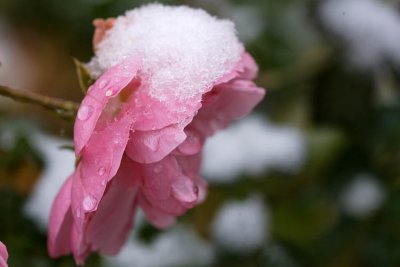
[[171, 178, 198, 203], [177, 128, 203, 155], [240, 52, 259, 80], [48, 175, 74, 258], [74, 56, 141, 155], [141, 156, 198, 215], [126, 122, 189, 164], [138, 193, 176, 229], [176, 154, 208, 203], [72, 109, 133, 232], [192, 79, 265, 137], [0, 242, 8, 267], [85, 156, 140, 255], [129, 87, 203, 131], [70, 223, 90, 265]]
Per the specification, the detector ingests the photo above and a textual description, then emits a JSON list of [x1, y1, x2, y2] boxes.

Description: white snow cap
[[211, 196, 269, 253], [340, 173, 385, 218], [88, 4, 243, 100], [320, 0, 400, 68], [202, 115, 306, 183]]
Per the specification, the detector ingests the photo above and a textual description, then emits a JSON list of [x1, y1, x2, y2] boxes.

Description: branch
[[0, 85, 80, 119]]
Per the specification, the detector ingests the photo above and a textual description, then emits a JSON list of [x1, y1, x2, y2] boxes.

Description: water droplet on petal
[[76, 208, 81, 218], [154, 165, 163, 173], [82, 195, 97, 211], [144, 136, 159, 151], [171, 178, 197, 203], [98, 79, 108, 89], [105, 90, 114, 97], [113, 134, 122, 145], [97, 167, 106, 176], [77, 105, 93, 121], [101, 180, 107, 186]]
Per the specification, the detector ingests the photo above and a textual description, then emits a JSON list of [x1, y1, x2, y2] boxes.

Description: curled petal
[[0, 242, 8, 267], [74, 56, 141, 155], [48, 175, 74, 258], [70, 223, 89, 265], [72, 111, 133, 232], [141, 156, 198, 215], [126, 121, 189, 164], [192, 79, 265, 137], [240, 52, 259, 80], [176, 154, 208, 203], [86, 156, 140, 255], [138, 193, 176, 229], [177, 128, 203, 155]]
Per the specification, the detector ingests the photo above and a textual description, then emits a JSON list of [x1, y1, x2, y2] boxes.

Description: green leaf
[[73, 58, 94, 95]]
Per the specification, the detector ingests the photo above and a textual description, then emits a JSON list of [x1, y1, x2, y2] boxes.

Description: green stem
[[0, 85, 80, 119]]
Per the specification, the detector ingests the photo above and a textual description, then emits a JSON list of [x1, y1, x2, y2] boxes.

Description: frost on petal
[[74, 56, 140, 155], [126, 122, 189, 164], [0, 241, 8, 267], [85, 156, 140, 255], [48, 175, 74, 258], [140, 156, 198, 215]]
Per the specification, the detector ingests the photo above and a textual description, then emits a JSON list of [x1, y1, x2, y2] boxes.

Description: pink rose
[[0, 242, 8, 267], [48, 4, 265, 264]]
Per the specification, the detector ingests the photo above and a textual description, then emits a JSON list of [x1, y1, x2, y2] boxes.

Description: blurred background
[[0, 0, 399, 266]]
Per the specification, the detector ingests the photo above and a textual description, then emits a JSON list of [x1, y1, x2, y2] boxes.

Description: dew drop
[[154, 165, 163, 174], [82, 195, 97, 211], [97, 167, 106, 176], [113, 134, 121, 145], [77, 105, 93, 121], [76, 208, 81, 218], [105, 90, 114, 97], [144, 136, 159, 151], [98, 79, 108, 89], [171, 178, 197, 203]]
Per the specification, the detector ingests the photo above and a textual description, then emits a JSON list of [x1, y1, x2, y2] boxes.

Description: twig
[[0, 85, 80, 119]]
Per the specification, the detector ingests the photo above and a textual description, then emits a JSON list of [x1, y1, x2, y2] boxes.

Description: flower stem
[[0, 85, 80, 119]]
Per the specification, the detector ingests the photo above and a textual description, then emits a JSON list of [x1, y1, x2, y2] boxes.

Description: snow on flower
[[48, 4, 265, 264], [320, 0, 400, 68], [0, 241, 8, 267]]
